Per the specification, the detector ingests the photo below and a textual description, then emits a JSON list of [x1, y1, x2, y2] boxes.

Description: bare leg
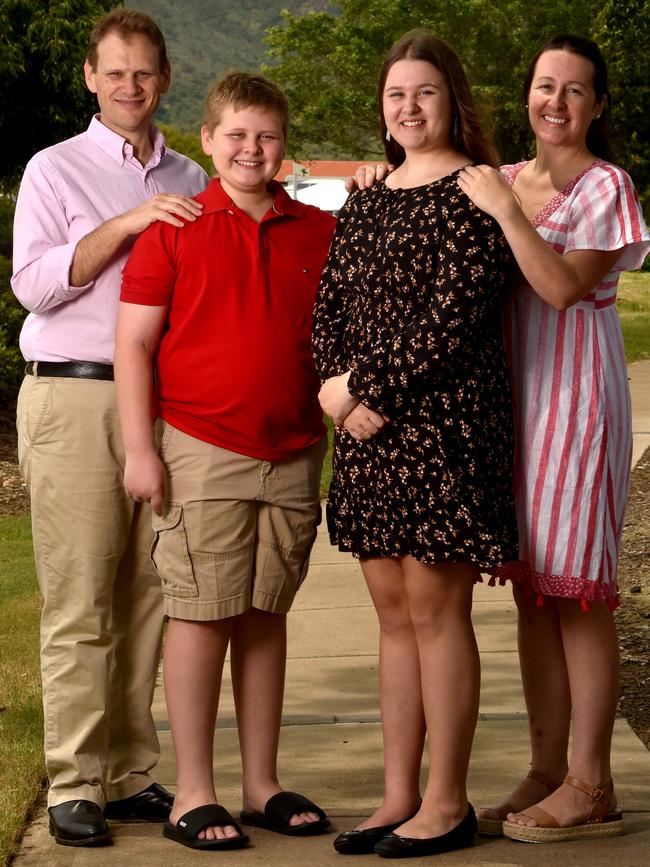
[[509, 600, 619, 827], [232, 609, 320, 827], [165, 617, 242, 841], [355, 558, 425, 830], [478, 586, 570, 822], [394, 559, 479, 839]]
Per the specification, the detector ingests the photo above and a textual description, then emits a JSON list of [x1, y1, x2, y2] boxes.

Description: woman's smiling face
[[527, 49, 605, 151]]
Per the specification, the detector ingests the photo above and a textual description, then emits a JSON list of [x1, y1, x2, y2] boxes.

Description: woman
[[312, 30, 519, 858], [458, 34, 650, 843]]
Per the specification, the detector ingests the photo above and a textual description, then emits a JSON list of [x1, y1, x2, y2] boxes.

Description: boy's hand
[[342, 403, 389, 441], [124, 451, 166, 515], [345, 163, 394, 193], [319, 371, 359, 426]]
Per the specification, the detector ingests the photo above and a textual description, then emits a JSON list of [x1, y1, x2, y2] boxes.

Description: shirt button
[[228, 210, 234, 216]]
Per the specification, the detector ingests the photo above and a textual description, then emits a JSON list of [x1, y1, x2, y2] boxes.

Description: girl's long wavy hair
[[378, 30, 499, 169], [523, 34, 614, 162]]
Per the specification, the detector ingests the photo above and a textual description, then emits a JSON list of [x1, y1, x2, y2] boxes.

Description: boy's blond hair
[[204, 71, 289, 136]]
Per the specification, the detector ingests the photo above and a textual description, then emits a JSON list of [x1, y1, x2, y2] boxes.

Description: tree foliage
[[135, 0, 317, 130], [596, 0, 650, 206], [0, 0, 115, 192], [159, 123, 213, 175], [265, 0, 649, 209], [0, 198, 25, 404]]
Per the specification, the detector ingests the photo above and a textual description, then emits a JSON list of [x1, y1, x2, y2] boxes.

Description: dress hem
[[491, 564, 620, 611]]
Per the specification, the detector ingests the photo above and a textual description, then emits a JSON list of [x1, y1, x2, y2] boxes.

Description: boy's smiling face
[[201, 104, 285, 200]]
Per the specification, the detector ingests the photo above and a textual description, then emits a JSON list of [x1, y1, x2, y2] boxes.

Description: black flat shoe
[[48, 800, 111, 847], [104, 782, 174, 822], [334, 810, 420, 855], [374, 804, 477, 859]]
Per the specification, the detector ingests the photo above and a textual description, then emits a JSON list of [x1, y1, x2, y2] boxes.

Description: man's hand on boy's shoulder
[[118, 193, 205, 236], [345, 163, 394, 193]]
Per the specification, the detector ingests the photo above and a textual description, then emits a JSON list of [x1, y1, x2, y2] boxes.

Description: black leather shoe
[[374, 804, 477, 859], [334, 811, 420, 855], [104, 782, 174, 822], [48, 800, 111, 847]]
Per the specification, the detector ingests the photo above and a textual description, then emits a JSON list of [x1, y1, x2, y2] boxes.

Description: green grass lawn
[[0, 516, 43, 867], [0, 271, 647, 866], [618, 271, 650, 362]]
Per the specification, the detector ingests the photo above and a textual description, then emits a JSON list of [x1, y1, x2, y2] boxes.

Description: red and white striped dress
[[502, 160, 650, 608]]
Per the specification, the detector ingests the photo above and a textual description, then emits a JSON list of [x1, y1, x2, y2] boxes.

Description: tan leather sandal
[[477, 769, 560, 836], [502, 775, 624, 842]]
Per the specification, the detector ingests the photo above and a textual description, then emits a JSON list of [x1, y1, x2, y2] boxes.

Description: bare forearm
[[70, 193, 204, 287], [495, 204, 587, 308], [70, 213, 131, 286], [114, 338, 157, 458], [458, 166, 619, 309]]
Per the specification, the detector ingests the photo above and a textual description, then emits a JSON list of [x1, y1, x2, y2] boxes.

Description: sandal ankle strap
[[563, 775, 612, 803], [527, 769, 561, 790]]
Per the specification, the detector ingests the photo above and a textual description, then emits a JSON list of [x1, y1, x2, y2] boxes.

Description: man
[[11, 8, 208, 847]]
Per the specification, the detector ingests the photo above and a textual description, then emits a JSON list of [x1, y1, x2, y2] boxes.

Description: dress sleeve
[[565, 163, 650, 271], [311, 191, 359, 381], [120, 222, 177, 306], [348, 195, 511, 415]]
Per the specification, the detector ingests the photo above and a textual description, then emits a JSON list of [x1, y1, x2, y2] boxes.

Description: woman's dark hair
[[523, 34, 614, 162], [378, 30, 499, 168]]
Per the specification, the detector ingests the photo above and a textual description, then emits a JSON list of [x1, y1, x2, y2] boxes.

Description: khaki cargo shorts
[[151, 421, 327, 621]]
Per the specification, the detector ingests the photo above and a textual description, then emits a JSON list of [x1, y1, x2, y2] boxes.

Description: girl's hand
[[342, 403, 389, 442]]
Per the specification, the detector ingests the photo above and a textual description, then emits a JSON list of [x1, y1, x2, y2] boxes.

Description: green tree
[[0, 0, 115, 192], [264, 0, 647, 210], [595, 0, 650, 207], [159, 123, 214, 175], [0, 197, 25, 405]]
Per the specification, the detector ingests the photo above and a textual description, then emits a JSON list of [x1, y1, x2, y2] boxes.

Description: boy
[[114, 71, 335, 850]]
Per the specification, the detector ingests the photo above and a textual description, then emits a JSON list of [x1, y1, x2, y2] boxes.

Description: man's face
[[84, 31, 170, 140]]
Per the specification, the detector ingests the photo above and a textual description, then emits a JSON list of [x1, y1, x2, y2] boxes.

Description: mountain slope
[[137, 0, 322, 129]]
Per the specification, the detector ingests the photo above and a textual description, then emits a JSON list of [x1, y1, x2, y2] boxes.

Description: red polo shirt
[[121, 179, 335, 460]]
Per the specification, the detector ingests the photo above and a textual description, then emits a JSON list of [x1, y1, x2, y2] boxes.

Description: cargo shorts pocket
[[151, 502, 198, 598]]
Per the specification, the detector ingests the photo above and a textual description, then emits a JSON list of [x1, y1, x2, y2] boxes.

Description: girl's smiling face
[[382, 59, 453, 155]]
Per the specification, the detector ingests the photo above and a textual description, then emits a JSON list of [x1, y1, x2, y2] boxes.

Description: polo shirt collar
[[201, 178, 309, 219], [87, 115, 166, 168]]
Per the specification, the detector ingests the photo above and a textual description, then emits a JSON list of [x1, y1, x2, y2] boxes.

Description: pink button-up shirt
[[12, 116, 208, 363]]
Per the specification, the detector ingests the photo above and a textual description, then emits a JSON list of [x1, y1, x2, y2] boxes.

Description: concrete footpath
[[13, 361, 650, 866]]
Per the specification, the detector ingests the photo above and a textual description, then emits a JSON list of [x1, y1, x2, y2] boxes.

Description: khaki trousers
[[17, 374, 164, 808]]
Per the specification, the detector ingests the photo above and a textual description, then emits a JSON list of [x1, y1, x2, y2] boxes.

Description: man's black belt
[[25, 361, 114, 381]]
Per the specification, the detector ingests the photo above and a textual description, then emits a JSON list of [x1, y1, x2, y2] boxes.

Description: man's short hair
[[204, 71, 289, 137], [87, 7, 168, 72]]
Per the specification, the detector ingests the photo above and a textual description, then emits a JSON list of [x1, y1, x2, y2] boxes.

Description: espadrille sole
[[477, 816, 505, 836], [503, 814, 624, 843]]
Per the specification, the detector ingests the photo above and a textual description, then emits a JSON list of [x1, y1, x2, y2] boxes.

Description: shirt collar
[[200, 178, 310, 219], [87, 115, 166, 169]]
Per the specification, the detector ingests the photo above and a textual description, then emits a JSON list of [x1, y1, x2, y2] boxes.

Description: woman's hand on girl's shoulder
[[457, 164, 518, 221]]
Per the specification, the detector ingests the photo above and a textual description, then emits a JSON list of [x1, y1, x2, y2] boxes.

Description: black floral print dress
[[312, 173, 519, 570]]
